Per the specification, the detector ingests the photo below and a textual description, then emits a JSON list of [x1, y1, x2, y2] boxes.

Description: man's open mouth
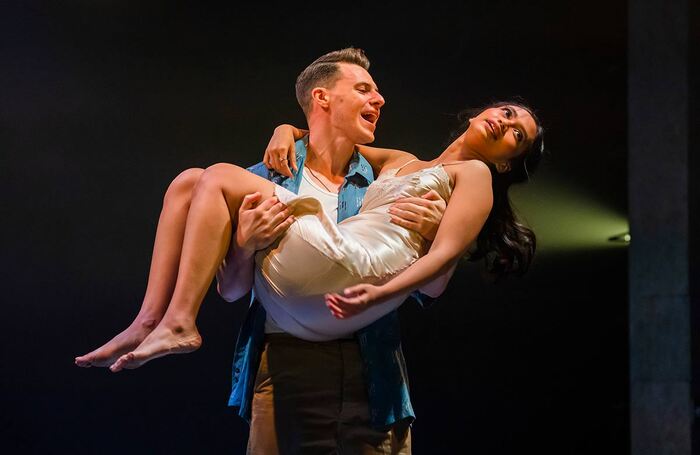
[[361, 112, 378, 124]]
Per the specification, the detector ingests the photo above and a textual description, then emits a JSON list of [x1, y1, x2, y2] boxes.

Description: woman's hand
[[388, 189, 446, 241], [263, 124, 307, 178], [324, 284, 387, 319]]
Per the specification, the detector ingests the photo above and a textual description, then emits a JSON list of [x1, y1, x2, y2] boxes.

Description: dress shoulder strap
[[394, 158, 418, 172]]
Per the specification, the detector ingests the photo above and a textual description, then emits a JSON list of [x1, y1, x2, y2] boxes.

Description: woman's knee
[[165, 168, 204, 202], [195, 163, 244, 191]]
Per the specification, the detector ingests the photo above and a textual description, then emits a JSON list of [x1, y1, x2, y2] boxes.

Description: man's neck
[[305, 129, 357, 180]]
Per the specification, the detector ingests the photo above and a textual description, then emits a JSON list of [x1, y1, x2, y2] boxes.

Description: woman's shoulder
[[447, 159, 492, 181]]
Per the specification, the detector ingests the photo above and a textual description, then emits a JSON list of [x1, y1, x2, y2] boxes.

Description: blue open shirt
[[228, 139, 434, 429]]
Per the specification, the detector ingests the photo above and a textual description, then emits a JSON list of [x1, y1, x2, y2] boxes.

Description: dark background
[[1, 1, 630, 453]]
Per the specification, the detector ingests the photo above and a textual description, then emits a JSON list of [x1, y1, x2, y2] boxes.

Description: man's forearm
[[216, 243, 256, 302]]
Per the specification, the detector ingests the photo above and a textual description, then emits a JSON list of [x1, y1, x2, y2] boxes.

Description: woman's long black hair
[[450, 99, 546, 281]]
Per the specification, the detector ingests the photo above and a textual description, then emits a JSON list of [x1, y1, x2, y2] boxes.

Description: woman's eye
[[515, 130, 523, 141], [503, 107, 512, 118]]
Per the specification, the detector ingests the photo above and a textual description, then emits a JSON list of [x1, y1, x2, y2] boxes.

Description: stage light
[[608, 232, 631, 243], [509, 177, 629, 252]]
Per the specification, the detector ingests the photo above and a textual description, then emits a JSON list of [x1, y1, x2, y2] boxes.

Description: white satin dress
[[253, 162, 454, 341]]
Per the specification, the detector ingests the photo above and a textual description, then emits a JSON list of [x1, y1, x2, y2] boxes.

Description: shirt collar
[[303, 135, 373, 185], [279, 136, 373, 190], [346, 148, 373, 185]]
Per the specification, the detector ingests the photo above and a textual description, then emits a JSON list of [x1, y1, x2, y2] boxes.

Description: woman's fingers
[[263, 147, 292, 177], [325, 293, 364, 318], [288, 144, 298, 173], [325, 296, 346, 319], [277, 155, 293, 178]]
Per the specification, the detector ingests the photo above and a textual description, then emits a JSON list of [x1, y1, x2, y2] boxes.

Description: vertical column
[[690, 0, 700, 451], [628, 1, 691, 454]]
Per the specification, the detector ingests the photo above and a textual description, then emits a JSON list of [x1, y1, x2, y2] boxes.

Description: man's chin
[[355, 131, 376, 145]]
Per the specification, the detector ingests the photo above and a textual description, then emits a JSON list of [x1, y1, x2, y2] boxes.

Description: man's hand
[[387, 189, 446, 241], [263, 125, 300, 178], [235, 192, 295, 255], [217, 192, 295, 302]]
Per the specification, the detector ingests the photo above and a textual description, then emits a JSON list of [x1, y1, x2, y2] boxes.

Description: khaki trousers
[[247, 334, 411, 455]]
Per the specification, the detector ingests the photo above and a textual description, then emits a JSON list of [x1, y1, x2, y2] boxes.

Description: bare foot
[[109, 322, 202, 372], [75, 318, 159, 368]]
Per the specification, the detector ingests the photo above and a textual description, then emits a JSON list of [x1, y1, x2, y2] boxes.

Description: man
[[217, 48, 449, 454]]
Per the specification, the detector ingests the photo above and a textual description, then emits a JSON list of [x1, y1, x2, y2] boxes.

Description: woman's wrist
[[274, 124, 308, 141]]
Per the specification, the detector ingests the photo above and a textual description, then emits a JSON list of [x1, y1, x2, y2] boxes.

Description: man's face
[[325, 63, 385, 144]]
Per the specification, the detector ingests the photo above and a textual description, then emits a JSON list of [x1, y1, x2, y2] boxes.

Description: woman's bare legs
[[75, 169, 205, 367], [110, 163, 275, 372]]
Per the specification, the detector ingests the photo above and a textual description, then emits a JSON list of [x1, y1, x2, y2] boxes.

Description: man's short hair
[[295, 47, 370, 116]]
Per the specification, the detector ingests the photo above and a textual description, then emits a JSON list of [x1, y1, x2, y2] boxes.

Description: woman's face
[[463, 105, 538, 172]]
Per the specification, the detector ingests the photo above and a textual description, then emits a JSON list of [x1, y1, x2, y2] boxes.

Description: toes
[[75, 356, 93, 368], [110, 353, 132, 373]]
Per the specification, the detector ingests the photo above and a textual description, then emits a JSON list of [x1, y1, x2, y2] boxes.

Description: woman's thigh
[[198, 163, 276, 201]]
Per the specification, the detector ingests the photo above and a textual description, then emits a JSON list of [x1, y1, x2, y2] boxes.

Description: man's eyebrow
[[356, 81, 378, 91]]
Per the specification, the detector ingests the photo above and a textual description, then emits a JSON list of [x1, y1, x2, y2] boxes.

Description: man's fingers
[[392, 196, 428, 207], [394, 190, 443, 206], [270, 214, 296, 237], [421, 189, 441, 201], [266, 201, 289, 215], [390, 216, 419, 231], [240, 192, 262, 211], [270, 207, 292, 222], [257, 196, 281, 211], [388, 206, 421, 222]]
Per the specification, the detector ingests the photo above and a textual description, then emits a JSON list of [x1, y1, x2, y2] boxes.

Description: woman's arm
[[264, 124, 418, 177], [263, 124, 309, 177], [325, 160, 493, 317], [355, 144, 416, 177], [263, 124, 456, 299]]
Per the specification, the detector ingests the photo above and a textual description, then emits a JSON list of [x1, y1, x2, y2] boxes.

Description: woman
[[76, 101, 544, 372]]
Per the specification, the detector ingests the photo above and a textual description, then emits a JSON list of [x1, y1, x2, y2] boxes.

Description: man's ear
[[495, 161, 511, 173], [311, 87, 329, 109]]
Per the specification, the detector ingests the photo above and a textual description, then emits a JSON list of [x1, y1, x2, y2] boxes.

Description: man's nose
[[372, 91, 385, 108]]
